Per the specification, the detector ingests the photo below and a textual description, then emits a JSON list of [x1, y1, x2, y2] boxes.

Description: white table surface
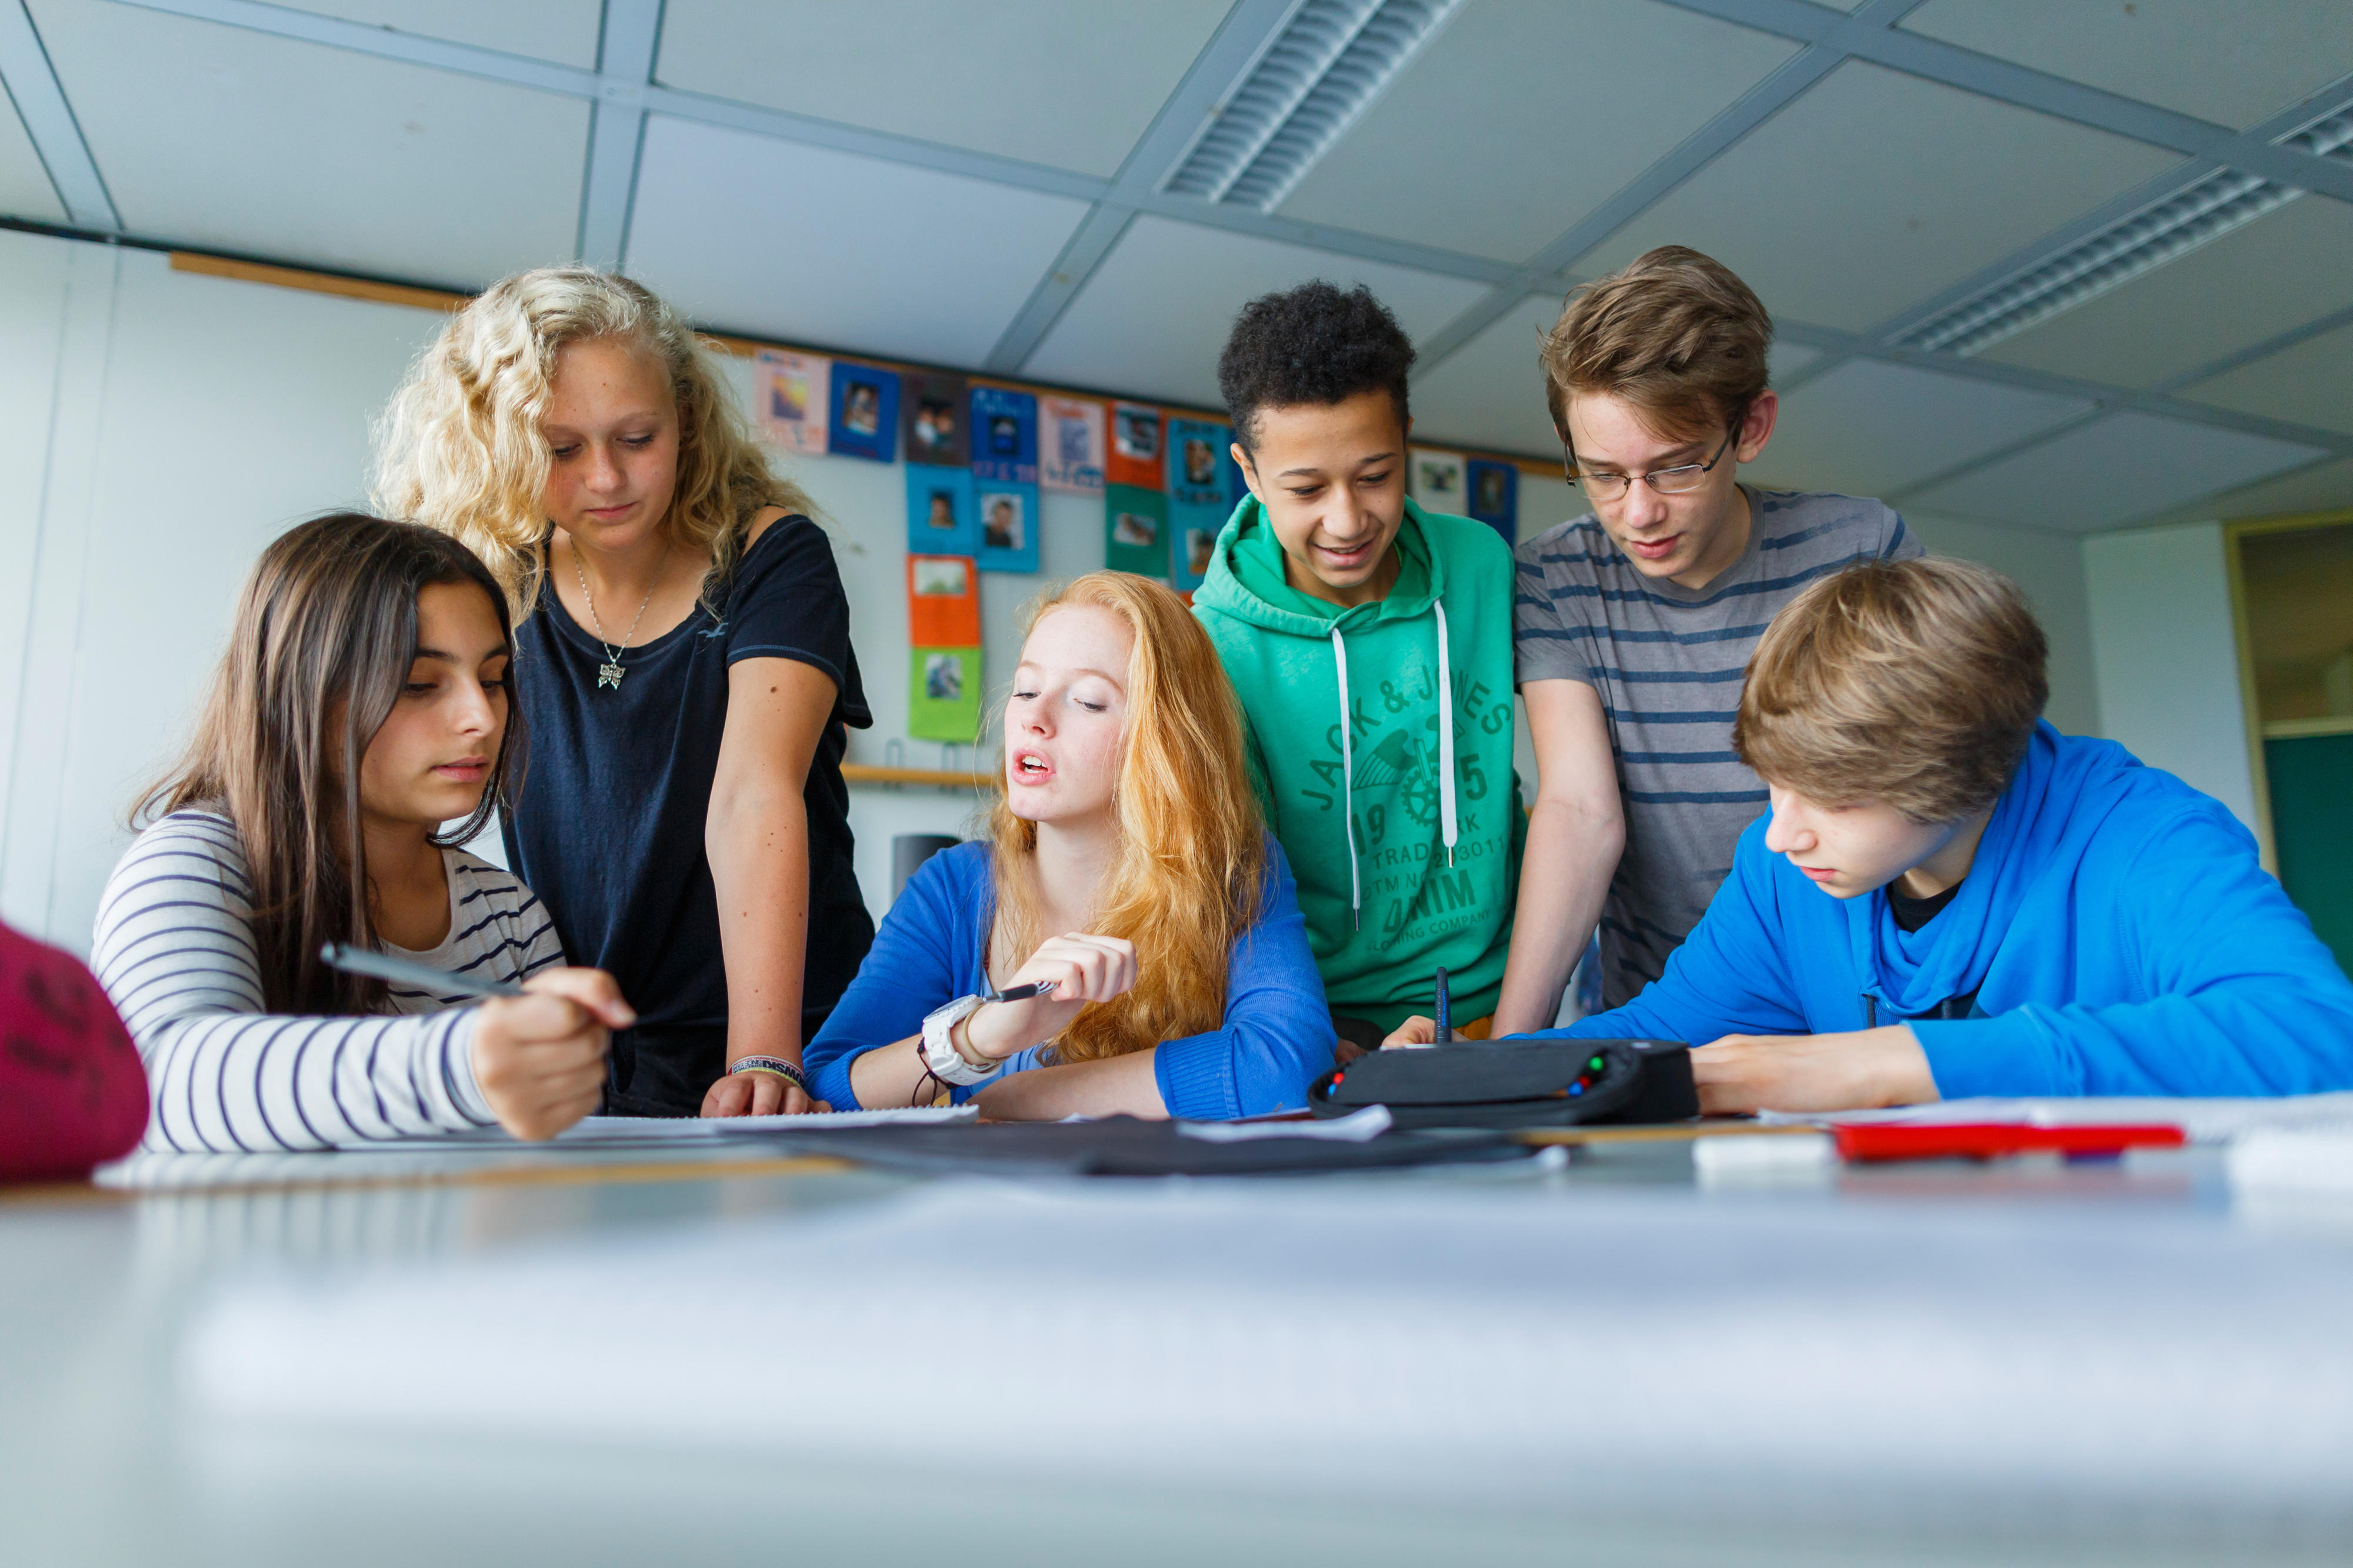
[[6, 1130, 2351, 1568]]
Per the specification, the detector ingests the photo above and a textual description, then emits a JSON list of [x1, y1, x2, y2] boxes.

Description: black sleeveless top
[[504, 515, 874, 1113]]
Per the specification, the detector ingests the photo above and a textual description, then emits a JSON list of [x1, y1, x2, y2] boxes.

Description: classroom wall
[[2082, 520, 2261, 834], [0, 226, 2121, 955]]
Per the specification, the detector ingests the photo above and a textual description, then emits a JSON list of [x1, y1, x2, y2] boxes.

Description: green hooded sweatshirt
[[1194, 496, 1524, 1033]]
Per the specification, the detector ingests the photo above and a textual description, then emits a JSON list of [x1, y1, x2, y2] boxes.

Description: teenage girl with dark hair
[[91, 513, 630, 1152]]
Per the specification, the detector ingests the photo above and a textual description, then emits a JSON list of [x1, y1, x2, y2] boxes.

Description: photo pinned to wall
[[907, 553, 981, 646], [901, 371, 969, 467], [754, 350, 828, 454], [1409, 448, 1467, 513], [1167, 417, 1232, 593], [971, 386, 1038, 486], [826, 361, 900, 463], [1104, 484, 1169, 579], [1465, 458, 1519, 547], [975, 482, 1041, 574], [905, 463, 981, 558], [1106, 401, 1164, 490], [908, 646, 984, 742], [1039, 395, 1106, 493]]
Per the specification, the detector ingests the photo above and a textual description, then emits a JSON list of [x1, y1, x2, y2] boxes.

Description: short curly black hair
[[1217, 281, 1414, 454]]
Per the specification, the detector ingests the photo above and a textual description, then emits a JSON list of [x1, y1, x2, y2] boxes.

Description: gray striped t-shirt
[[1514, 488, 1919, 1006]]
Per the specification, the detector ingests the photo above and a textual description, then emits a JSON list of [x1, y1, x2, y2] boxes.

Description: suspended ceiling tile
[[0, 91, 65, 225], [2179, 317, 2353, 437], [2135, 456, 2353, 528], [1902, 0, 2353, 131], [1277, 0, 1798, 263], [1910, 411, 2328, 533], [1411, 292, 1567, 455], [271, 1, 605, 68], [626, 116, 1089, 369], [1577, 61, 2184, 333], [31, 0, 585, 286], [654, 0, 1232, 179], [1982, 195, 2353, 391], [1022, 215, 1491, 409], [1745, 358, 2089, 496]]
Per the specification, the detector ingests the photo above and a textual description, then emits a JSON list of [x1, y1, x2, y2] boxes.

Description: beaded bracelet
[[728, 1055, 810, 1096]]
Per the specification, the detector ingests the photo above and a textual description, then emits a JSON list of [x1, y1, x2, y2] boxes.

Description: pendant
[[598, 661, 625, 690]]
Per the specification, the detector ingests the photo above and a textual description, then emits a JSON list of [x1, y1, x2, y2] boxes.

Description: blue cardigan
[[804, 840, 1337, 1118], [1535, 723, 2353, 1098]]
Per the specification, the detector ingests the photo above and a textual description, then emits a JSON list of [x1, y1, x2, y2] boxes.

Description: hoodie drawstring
[[1433, 600, 1457, 869], [1329, 625, 1361, 930]]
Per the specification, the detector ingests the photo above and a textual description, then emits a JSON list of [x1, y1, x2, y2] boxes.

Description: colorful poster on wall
[[900, 371, 968, 468], [1104, 483, 1169, 579], [1410, 448, 1468, 513], [906, 463, 980, 558], [1167, 416, 1231, 593], [826, 361, 899, 463], [754, 350, 828, 454], [909, 646, 984, 742], [907, 555, 981, 647], [1106, 401, 1163, 490], [1465, 459, 1519, 547], [1039, 395, 1106, 493], [971, 386, 1038, 487], [975, 480, 1041, 575]]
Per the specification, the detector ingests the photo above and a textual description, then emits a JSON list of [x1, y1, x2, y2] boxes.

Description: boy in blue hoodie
[[1388, 556, 2353, 1110]]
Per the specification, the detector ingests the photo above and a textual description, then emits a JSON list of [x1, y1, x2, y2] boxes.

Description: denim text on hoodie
[[1535, 723, 2353, 1098], [801, 839, 1336, 1119], [1194, 498, 1524, 1035]]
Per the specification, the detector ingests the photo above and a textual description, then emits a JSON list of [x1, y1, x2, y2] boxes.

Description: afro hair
[[1217, 281, 1414, 453]]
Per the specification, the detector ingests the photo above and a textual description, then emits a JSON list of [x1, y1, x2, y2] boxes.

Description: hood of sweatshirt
[[1852, 721, 2149, 1017]]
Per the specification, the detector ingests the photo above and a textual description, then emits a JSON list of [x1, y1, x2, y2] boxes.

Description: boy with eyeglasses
[[1489, 246, 1921, 1032]]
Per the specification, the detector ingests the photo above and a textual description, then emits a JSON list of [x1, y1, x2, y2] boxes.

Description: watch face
[[924, 994, 984, 1030]]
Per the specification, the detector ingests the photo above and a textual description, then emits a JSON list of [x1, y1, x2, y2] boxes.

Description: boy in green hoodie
[[1194, 281, 1523, 1052]]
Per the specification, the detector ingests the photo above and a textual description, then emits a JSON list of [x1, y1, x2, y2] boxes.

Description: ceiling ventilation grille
[[1899, 95, 2353, 358], [1164, 0, 1461, 212]]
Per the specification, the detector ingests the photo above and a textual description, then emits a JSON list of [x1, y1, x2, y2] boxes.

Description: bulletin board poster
[[1106, 401, 1164, 491], [975, 480, 1041, 575], [827, 361, 900, 463], [1410, 448, 1468, 513], [901, 371, 969, 467], [755, 350, 828, 454], [1038, 395, 1106, 493], [906, 555, 981, 646], [971, 387, 1039, 486], [1465, 459, 1519, 547], [909, 646, 984, 742], [906, 464, 981, 558], [1104, 484, 1169, 579], [1166, 417, 1231, 593]]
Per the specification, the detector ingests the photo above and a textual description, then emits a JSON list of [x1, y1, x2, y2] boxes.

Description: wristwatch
[[919, 995, 1002, 1086]]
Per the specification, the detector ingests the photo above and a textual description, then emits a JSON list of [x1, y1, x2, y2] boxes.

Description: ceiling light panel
[[1164, 0, 1461, 212]]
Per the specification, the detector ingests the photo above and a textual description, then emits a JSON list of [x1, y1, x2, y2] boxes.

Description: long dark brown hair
[[137, 513, 524, 1013]]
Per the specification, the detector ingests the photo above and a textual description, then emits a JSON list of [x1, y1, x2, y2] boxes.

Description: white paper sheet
[[1760, 1092, 2353, 1144]]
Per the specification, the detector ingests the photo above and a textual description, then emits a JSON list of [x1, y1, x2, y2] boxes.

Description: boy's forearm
[[1491, 797, 1621, 1035]]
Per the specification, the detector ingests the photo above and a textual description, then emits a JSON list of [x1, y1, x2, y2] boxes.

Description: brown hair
[[1734, 558, 2048, 823], [988, 573, 1265, 1063], [372, 267, 816, 620], [1540, 245, 1772, 445], [138, 514, 522, 1013]]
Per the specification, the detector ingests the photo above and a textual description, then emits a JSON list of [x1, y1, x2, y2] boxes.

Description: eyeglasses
[[1564, 421, 1739, 503]]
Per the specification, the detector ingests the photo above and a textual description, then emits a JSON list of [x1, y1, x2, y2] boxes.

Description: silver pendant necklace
[[572, 539, 667, 690]]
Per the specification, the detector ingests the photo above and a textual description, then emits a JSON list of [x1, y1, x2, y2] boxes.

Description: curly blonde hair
[[988, 573, 1266, 1064], [371, 266, 815, 618]]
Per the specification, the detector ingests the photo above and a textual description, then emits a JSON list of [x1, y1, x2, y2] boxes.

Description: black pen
[[321, 942, 523, 999], [1435, 966, 1452, 1045]]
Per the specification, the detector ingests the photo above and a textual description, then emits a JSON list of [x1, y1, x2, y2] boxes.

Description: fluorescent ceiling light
[[1900, 96, 2353, 358], [1164, 0, 1461, 212]]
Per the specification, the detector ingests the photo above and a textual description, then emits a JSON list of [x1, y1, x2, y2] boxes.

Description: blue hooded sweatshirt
[[1536, 723, 2353, 1097]]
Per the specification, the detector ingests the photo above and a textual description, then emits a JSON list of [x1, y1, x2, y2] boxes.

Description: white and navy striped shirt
[[90, 810, 566, 1152]]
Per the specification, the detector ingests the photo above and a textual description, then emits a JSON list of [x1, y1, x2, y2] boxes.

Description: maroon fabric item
[[0, 920, 148, 1181]]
